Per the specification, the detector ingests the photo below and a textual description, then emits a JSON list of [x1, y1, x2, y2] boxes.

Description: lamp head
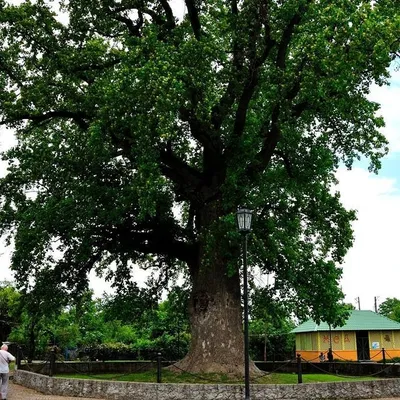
[[236, 208, 253, 233]]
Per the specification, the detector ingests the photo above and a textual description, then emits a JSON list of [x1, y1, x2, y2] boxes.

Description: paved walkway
[[8, 382, 103, 399]]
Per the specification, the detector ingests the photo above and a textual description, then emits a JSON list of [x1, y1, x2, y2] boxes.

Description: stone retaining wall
[[14, 369, 400, 399]]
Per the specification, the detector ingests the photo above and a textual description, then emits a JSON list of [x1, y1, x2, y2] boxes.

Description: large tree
[[0, 0, 399, 375]]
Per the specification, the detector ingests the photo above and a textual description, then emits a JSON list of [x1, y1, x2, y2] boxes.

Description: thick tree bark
[[176, 263, 243, 374], [172, 203, 260, 377]]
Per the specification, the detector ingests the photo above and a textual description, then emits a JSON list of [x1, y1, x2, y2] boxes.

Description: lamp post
[[237, 207, 253, 400]]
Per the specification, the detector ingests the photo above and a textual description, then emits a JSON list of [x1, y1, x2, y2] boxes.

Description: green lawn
[[55, 370, 378, 384]]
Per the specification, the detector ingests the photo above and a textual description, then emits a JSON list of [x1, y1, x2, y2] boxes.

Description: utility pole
[[355, 297, 361, 310], [374, 296, 379, 313]]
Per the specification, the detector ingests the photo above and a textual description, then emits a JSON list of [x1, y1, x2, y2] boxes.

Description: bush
[[151, 333, 190, 360], [76, 333, 191, 362], [79, 342, 137, 361], [378, 356, 400, 363]]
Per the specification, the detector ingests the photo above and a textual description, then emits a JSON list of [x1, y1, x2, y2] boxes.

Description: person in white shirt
[[0, 344, 15, 400]]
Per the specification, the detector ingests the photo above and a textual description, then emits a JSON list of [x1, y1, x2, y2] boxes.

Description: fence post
[[16, 346, 22, 369], [49, 348, 56, 377], [157, 352, 162, 383], [382, 348, 386, 365], [297, 354, 302, 384]]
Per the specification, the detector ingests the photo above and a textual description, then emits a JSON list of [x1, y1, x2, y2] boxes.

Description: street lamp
[[237, 207, 253, 400]]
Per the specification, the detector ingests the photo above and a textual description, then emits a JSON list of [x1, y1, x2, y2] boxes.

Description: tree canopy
[[0, 0, 399, 374]]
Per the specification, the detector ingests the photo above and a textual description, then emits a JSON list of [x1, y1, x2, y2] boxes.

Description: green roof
[[291, 310, 400, 333]]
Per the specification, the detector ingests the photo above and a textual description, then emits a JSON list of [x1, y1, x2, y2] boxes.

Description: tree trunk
[[172, 203, 260, 377]]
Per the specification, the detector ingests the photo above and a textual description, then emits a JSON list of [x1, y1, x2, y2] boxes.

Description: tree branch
[[0, 57, 24, 88], [107, 4, 163, 25], [210, 0, 246, 131], [143, 7, 166, 25], [130, 231, 197, 264], [186, 203, 196, 237], [245, 70, 306, 177], [159, 146, 204, 202], [274, 150, 295, 178], [291, 100, 310, 118], [109, 9, 144, 37], [244, 3, 311, 177], [230, 7, 276, 141], [1, 110, 90, 130], [210, 81, 237, 130], [160, 0, 176, 28], [276, 1, 311, 69], [185, 0, 202, 40], [246, 105, 281, 178], [231, 0, 238, 15], [180, 108, 222, 154], [98, 216, 198, 265]]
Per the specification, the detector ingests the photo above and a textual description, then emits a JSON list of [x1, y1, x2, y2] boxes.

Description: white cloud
[[0, 126, 16, 283], [336, 167, 400, 311], [370, 68, 400, 153], [336, 65, 400, 310]]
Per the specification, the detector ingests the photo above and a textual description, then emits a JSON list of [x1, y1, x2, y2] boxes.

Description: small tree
[[378, 298, 400, 323]]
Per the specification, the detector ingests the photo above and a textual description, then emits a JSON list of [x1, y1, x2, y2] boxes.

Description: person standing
[[0, 344, 15, 400], [327, 347, 334, 362]]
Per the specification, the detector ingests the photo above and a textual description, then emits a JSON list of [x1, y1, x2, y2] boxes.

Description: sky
[[0, 2, 399, 313], [337, 67, 400, 310]]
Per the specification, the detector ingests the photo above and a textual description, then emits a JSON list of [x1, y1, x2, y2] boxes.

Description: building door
[[356, 331, 370, 361]]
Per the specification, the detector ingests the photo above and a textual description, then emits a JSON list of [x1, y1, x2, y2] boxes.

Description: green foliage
[[103, 321, 137, 344], [7, 285, 190, 360], [0, 281, 20, 321], [72, 287, 190, 361], [51, 312, 81, 349], [378, 356, 400, 364], [79, 342, 135, 361], [0, 281, 21, 341], [249, 286, 295, 360], [7, 278, 69, 359], [378, 298, 400, 322], [0, 0, 399, 365], [101, 282, 159, 326]]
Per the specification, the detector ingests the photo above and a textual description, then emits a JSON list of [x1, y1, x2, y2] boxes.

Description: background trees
[[4, 284, 191, 361], [249, 287, 295, 361], [378, 298, 400, 323], [4, 283, 298, 362], [0, 281, 20, 342], [0, 0, 399, 374], [3, 283, 400, 363]]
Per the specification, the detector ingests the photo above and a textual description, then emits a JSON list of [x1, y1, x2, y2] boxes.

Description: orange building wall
[[295, 330, 400, 362]]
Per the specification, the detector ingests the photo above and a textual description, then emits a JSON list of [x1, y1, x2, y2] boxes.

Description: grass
[[55, 370, 379, 385]]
